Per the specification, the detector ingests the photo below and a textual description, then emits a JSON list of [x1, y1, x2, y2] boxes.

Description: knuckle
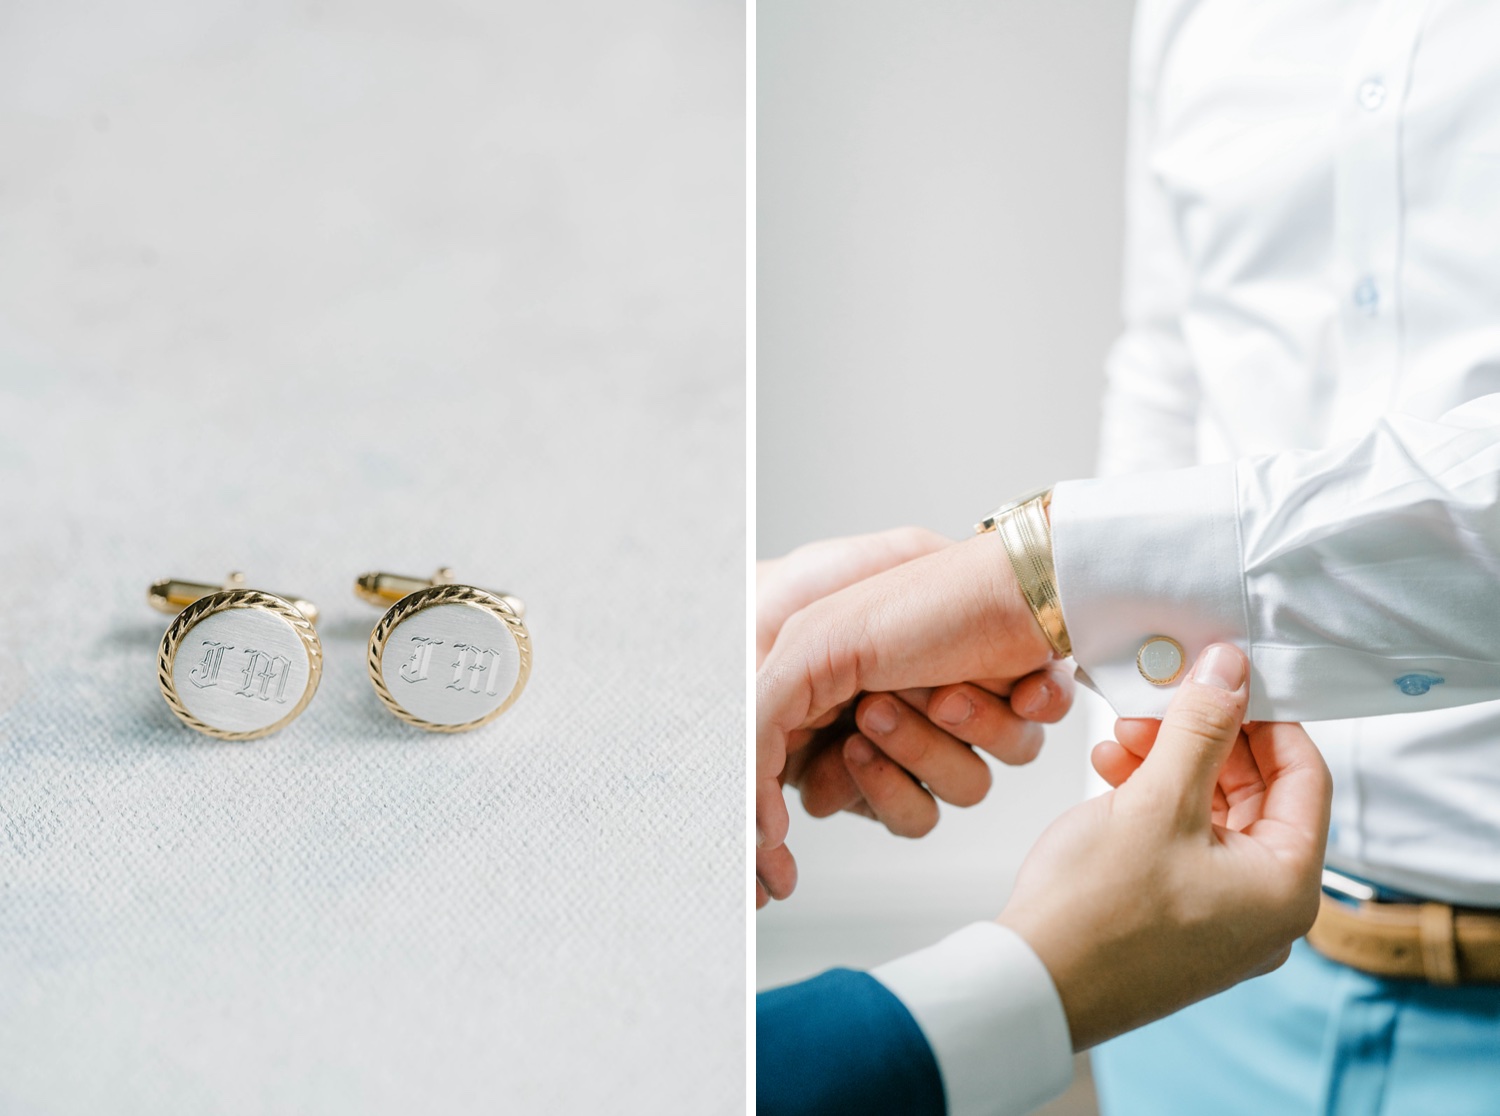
[[863, 713, 928, 771], [781, 604, 826, 658], [780, 601, 870, 709], [1030, 697, 1071, 725], [1171, 696, 1241, 742], [1048, 682, 1077, 716], [827, 606, 881, 685], [891, 726, 933, 769], [974, 718, 1013, 751], [942, 764, 993, 808], [756, 847, 797, 900], [855, 761, 902, 813], [996, 723, 1045, 766], [798, 785, 843, 818]]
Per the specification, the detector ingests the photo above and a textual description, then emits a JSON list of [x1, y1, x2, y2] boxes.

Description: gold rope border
[[366, 584, 532, 733], [157, 589, 324, 741]]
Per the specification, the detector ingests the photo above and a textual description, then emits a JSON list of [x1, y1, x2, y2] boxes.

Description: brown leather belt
[[1306, 891, 1500, 985]]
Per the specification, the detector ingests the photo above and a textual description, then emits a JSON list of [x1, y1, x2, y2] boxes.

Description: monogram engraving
[[185, 640, 294, 703], [399, 637, 445, 683], [381, 607, 520, 722], [189, 641, 234, 688], [236, 649, 293, 703], [447, 643, 504, 697]]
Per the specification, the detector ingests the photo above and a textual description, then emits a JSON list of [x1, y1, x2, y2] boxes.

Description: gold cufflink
[[149, 573, 322, 739], [1137, 635, 1186, 686], [355, 568, 532, 733]]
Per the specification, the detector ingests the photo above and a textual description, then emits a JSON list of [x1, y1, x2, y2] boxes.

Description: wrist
[[967, 532, 1055, 665], [996, 901, 1141, 1053]]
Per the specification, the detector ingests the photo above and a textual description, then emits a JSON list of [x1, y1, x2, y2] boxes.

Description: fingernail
[[846, 735, 876, 765], [1015, 682, 1051, 718], [1192, 644, 1246, 691], [934, 691, 973, 727], [756, 826, 765, 848], [865, 700, 898, 736]]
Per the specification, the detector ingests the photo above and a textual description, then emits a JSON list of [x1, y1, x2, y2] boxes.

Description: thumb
[[1134, 643, 1250, 822]]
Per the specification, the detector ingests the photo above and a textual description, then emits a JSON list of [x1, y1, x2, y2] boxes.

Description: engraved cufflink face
[[1137, 635, 1186, 687], [152, 580, 322, 740], [360, 572, 531, 733]]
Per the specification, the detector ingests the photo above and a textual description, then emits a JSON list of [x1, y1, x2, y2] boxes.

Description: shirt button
[[1358, 78, 1386, 111], [1353, 276, 1380, 316], [1137, 636, 1186, 686]]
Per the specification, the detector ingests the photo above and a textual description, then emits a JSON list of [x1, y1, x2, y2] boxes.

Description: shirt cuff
[[1050, 463, 1256, 718], [870, 923, 1073, 1116]]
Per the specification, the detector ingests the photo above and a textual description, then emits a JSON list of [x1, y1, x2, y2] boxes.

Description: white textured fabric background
[[0, 2, 744, 1113]]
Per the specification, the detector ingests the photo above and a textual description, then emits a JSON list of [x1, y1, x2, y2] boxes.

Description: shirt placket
[[1328, 0, 1430, 444]]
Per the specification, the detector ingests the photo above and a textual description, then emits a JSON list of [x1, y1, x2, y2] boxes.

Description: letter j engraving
[[399, 636, 444, 683], [189, 640, 233, 688]]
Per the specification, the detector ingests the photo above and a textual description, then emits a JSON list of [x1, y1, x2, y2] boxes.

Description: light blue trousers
[[1092, 940, 1500, 1115]]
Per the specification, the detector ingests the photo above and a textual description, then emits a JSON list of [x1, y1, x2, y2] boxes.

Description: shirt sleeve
[[1051, 2, 1500, 723], [1052, 395, 1500, 721], [870, 923, 1074, 1116]]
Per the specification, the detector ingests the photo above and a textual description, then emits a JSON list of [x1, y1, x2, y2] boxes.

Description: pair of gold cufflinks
[[147, 569, 532, 740]]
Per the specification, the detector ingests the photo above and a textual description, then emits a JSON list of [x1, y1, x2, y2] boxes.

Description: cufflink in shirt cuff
[[1050, 462, 1251, 718]]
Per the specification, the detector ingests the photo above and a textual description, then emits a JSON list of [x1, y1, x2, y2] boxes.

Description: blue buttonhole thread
[[1394, 673, 1444, 696]]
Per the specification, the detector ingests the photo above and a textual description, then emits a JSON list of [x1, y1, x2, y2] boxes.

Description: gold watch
[[976, 487, 1071, 658]]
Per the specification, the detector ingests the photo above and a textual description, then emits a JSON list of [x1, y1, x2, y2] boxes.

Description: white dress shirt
[[1053, 0, 1500, 908], [878, 3, 1500, 1112]]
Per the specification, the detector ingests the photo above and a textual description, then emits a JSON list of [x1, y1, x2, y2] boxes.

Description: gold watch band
[[976, 487, 1071, 658]]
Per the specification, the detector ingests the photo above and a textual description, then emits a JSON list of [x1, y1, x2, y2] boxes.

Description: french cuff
[[1050, 463, 1254, 718], [871, 923, 1073, 1116]]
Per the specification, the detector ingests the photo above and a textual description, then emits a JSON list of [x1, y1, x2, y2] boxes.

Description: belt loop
[[1418, 903, 1460, 985]]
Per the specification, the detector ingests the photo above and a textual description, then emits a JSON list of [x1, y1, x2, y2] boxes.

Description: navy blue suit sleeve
[[756, 968, 946, 1116]]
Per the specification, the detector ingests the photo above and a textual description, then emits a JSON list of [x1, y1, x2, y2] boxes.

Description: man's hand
[[998, 644, 1332, 1050], [757, 527, 953, 668], [757, 533, 1069, 905], [757, 531, 1073, 859]]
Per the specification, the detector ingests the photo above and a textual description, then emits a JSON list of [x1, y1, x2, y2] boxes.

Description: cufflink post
[[354, 568, 525, 617], [148, 572, 320, 625]]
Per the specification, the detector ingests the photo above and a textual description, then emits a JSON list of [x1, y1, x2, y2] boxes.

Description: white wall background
[[757, 0, 1134, 989]]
